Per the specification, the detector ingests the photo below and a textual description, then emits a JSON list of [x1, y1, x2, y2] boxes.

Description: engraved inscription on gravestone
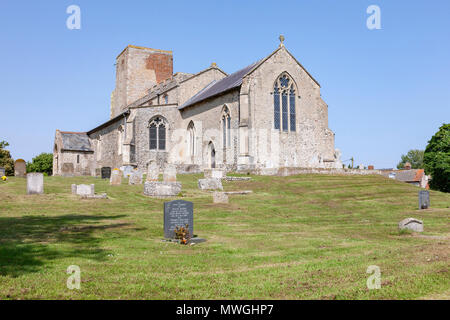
[[164, 200, 193, 239], [419, 190, 430, 209], [101, 167, 111, 179]]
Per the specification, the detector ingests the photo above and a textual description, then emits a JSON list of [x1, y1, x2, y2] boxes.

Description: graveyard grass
[[0, 174, 449, 300]]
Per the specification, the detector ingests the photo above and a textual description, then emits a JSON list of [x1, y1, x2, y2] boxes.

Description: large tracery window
[[274, 73, 296, 132], [149, 116, 167, 151]]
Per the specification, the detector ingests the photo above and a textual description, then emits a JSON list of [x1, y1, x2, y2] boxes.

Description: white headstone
[[146, 161, 159, 181], [110, 169, 122, 185], [27, 173, 44, 195], [76, 184, 95, 196], [163, 164, 177, 183]]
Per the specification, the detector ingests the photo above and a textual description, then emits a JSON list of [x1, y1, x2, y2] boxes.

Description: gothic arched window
[[188, 121, 195, 157], [222, 106, 231, 148], [149, 116, 167, 150], [274, 73, 296, 132], [118, 125, 124, 155]]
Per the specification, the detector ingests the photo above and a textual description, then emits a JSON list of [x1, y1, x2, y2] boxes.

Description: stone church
[[53, 37, 341, 176]]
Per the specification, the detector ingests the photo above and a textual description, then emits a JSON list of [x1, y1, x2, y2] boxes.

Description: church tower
[[110, 45, 173, 118]]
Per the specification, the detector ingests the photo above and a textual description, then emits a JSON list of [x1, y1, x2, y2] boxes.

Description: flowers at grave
[[174, 224, 190, 245], [1, 176, 7, 181]]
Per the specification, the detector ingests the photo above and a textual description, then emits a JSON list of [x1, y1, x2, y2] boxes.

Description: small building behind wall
[[53, 130, 95, 176]]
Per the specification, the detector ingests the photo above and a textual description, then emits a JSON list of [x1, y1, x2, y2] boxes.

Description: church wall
[[57, 151, 95, 176], [244, 48, 336, 169], [179, 90, 240, 170], [178, 67, 227, 106], [133, 106, 183, 171], [89, 118, 126, 172], [52, 131, 95, 176]]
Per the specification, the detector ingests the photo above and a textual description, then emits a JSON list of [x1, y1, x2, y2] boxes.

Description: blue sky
[[0, 0, 449, 168]]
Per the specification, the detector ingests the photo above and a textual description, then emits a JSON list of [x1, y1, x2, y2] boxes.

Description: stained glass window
[[149, 117, 166, 150], [149, 124, 157, 150], [227, 115, 231, 147], [274, 86, 280, 130], [282, 91, 288, 131], [274, 74, 296, 132], [222, 117, 226, 147], [289, 86, 296, 131]]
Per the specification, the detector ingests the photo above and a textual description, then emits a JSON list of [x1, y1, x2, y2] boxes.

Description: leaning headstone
[[14, 159, 26, 177], [146, 161, 159, 182], [0, 167, 5, 177], [163, 164, 177, 183], [110, 168, 122, 185], [399, 218, 424, 232], [121, 165, 134, 178], [198, 178, 223, 190], [419, 190, 430, 209], [128, 170, 143, 185], [164, 200, 194, 239], [213, 192, 229, 204], [27, 172, 44, 195], [76, 184, 95, 196], [101, 167, 111, 179]]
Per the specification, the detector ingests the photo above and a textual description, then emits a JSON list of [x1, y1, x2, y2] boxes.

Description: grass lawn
[[0, 173, 448, 300]]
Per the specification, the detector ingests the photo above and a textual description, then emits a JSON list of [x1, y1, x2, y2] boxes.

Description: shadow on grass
[[0, 214, 132, 277]]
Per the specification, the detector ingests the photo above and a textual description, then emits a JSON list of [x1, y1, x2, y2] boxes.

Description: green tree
[[27, 152, 53, 176], [397, 149, 424, 169], [423, 123, 450, 193], [0, 140, 14, 176]]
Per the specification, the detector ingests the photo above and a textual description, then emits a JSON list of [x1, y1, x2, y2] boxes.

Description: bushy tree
[[423, 124, 450, 193], [27, 153, 53, 176], [0, 140, 14, 176], [397, 149, 424, 169]]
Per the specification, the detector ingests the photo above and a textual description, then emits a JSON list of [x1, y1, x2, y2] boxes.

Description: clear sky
[[0, 0, 449, 168]]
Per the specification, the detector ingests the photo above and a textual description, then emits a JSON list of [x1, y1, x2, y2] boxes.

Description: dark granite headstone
[[101, 167, 111, 179], [164, 200, 193, 239], [419, 190, 430, 209]]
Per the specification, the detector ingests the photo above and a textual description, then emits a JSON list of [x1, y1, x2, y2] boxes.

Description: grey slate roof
[[60, 132, 93, 152], [179, 60, 261, 110]]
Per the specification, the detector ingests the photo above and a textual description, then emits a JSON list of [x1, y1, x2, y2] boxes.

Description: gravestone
[[213, 192, 229, 204], [204, 169, 225, 179], [74, 184, 95, 196], [198, 178, 223, 190], [14, 159, 26, 177], [121, 165, 134, 178], [419, 190, 430, 209], [110, 169, 122, 185], [0, 167, 5, 177], [144, 181, 182, 198], [146, 161, 159, 182], [61, 162, 74, 176], [128, 170, 143, 185], [163, 164, 177, 183], [27, 172, 44, 195], [399, 218, 423, 232], [164, 200, 193, 239], [101, 167, 111, 179]]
